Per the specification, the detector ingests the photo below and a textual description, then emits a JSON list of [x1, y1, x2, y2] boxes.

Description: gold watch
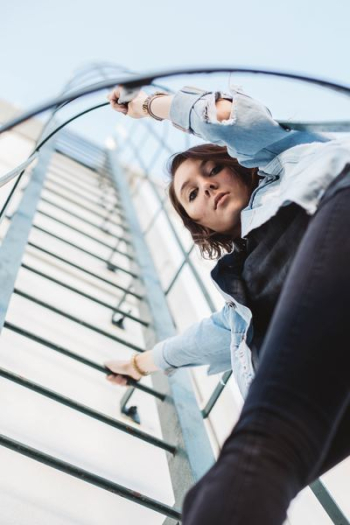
[[142, 92, 168, 121]]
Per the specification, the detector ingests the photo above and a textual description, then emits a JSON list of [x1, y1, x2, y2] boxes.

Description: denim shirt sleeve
[[169, 85, 292, 169], [152, 304, 232, 375]]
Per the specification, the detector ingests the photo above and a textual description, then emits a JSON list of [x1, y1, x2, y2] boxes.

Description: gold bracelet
[[131, 353, 150, 376]]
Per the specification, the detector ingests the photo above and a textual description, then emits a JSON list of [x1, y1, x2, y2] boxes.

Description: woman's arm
[[105, 349, 158, 386], [105, 304, 233, 386], [107, 84, 292, 168], [108, 85, 327, 170], [107, 86, 231, 123]]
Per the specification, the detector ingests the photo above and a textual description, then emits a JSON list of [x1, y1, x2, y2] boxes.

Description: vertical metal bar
[[310, 479, 350, 524], [122, 133, 216, 313], [0, 144, 54, 331], [108, 150, 215, 509], [165, 246, 195, 296], [201, 371, 232, 418], [119, 386, 136, 413], [143, 196, 167, 235]]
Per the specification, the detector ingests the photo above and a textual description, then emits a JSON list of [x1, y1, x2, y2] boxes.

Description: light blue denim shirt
[[153, 85, 350, 398]]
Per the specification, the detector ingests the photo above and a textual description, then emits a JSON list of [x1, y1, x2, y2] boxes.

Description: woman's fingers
[[107, 86, 121, 102], [107, 86, 128, 114], [104, 359, 132, 387], [104, 358, 142, 384], [106, 373, 128, 386], [107, 87, 149, 119]]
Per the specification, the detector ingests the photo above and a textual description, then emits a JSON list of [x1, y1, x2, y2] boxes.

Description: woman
[[106, 84, 350, 524]]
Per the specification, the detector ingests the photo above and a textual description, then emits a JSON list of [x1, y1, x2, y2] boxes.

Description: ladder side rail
[[108, 150, 215, 513]]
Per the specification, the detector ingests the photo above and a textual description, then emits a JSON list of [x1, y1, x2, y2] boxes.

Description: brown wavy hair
[[167, 144, 258, 259]]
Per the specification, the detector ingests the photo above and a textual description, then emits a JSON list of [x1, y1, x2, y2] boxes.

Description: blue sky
[[1, 0, 350, 145]]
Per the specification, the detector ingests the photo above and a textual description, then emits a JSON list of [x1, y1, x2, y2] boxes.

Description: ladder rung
[[42, 184, 129, 230], [0, 367, 174, 452], [4, 321, 165, 400], [36, 210, 134, 260], [46, 174, 124, 213], [54, 146, 104, 172], [50, 162, 111, 191], [21, 264, 149, 327], [13, 288, 144, 353], [27, 242, 143, 299], [31, 225, 139, 279], [48, 168, 119, 204], [50, 162, 104, 187], [0, 433, 181, 520], [44, 177, 126, 218], [40, 197, 132, 245]]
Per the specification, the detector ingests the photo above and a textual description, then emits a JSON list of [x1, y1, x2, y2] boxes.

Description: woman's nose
[[204, 181, 218, 196]]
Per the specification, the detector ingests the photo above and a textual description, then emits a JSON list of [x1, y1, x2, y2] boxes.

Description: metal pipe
[[39, 196, 132, 245], [0, 368, 176, 453], [201, 371, 232, 419], [4, 321, 164, 400], [35, 210, 133, 259], [13, 288, 144, 353], [42, 184, 128, 229], [21, 263, 149, 327], [31, 224, 139, 279], [44, 178, 126, 218], [27, 241, 142, 299], [0, 434, 181, 519]]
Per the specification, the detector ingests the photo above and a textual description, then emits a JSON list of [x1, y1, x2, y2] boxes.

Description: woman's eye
[[189, 189, 198, 202], [210, 165, 223, 176]]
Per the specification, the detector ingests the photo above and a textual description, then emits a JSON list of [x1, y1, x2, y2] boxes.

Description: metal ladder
[[0, 63, 349, 524], [0, 124, 217, 523]]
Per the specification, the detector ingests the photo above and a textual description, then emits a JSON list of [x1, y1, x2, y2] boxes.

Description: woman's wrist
[[147, 94, 173, 121], [128, 350, 159, 379], [130, 353, 150, 377]]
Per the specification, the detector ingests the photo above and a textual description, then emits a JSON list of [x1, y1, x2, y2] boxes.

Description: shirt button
[[227, 302, 236, 309]]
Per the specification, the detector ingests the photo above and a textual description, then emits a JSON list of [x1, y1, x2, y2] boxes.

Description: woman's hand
[[104, 358, 142, 386], [107, 86, 148, 119], [105, 350, 159, 386]]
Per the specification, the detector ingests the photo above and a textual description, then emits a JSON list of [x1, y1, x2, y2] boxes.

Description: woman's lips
[[215, 193, 229, 209]]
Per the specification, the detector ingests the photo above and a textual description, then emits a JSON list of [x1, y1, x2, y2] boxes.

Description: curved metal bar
[[2, 66, 350, 134], [3, 64, 348, 220], [0, 103, 108, 221], [35, 102, 107, 150], [0, 153, 39, 188], [0, 103, 107, 196]]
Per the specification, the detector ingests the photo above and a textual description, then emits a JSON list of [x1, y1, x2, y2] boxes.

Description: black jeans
[[182, 184, 350, 524]]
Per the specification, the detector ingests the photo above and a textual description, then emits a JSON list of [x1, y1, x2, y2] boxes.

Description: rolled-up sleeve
[[169, 85, 291, 168], [152, 305, 232, 376]]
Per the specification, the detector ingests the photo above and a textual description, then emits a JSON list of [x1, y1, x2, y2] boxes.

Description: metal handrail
[[1, 66, 350, 134]]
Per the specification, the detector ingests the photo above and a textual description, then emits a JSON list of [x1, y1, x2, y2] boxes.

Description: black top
[[243, 166, 350, 365], [211, 204, 310, 372], [243, 204, 310, 345], [211, 168, 350, 371]]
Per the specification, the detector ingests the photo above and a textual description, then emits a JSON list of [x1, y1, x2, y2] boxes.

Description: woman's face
[[173, 158, 252, 236]]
